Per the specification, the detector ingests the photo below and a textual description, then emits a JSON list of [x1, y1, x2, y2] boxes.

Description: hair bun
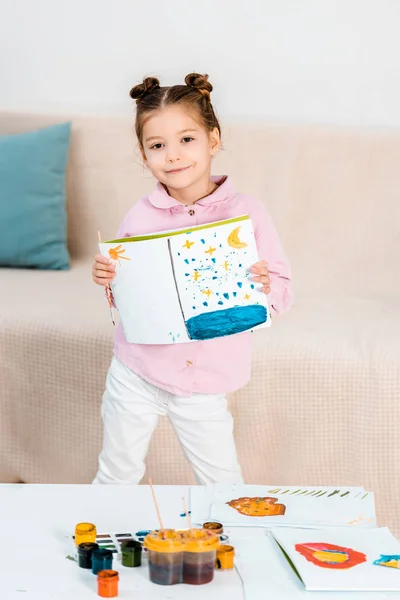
[[184, 73, 213, 100], [130, 77, 160, 103]]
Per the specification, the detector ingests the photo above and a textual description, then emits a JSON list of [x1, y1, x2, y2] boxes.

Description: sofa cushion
[[0, 122, 71, 269]]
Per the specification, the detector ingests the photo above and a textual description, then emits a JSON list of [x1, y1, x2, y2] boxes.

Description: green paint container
[[121, 540, 142, 567]]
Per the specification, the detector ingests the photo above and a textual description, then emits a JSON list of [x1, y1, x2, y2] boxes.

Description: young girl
[[92, 73, 293, 485]]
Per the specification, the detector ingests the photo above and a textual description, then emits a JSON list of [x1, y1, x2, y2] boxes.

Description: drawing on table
[[295, 542, 367, 569], [226, 496, 286, 517], [373, 554, 400, 569]]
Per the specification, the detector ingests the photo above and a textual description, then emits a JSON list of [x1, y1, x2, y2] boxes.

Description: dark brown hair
[[129, 73, 221, 147]]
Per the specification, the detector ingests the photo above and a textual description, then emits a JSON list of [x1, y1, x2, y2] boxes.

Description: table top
[[0, 484, 398, 600]]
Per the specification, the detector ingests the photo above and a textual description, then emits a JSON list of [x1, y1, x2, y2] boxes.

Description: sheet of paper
[[190, 484, 375, 529], [169, 215, 270, 341], [271, 526, 400, 591], [99, 238, 190, 344]]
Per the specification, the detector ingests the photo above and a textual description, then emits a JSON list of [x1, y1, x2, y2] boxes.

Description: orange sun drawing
[[108, 245, 131, 265]]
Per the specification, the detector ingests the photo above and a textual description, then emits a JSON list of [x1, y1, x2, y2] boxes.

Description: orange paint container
[[75, 522, 97, 546], [216, 545, 235, 569], [203, 521, 223, 535], [97, 570, 119, 598]]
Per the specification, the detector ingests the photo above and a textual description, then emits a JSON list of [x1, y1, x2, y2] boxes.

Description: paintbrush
[[148, 477, 165, 538], [97, 230, 115, 326], [182, 496, 193, 535]]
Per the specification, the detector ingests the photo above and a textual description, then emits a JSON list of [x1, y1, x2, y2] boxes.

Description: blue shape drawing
[[168, 217, 270, 341]]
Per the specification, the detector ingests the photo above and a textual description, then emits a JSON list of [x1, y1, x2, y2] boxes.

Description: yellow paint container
[[216, 545, 235, 570]]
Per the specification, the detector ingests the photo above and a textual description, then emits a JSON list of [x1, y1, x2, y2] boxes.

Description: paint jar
[[203, 521, 223, 535], [75, 522, 97, 546], [92, 548, 113, 575], [78, 542, 99, 569], [144, 530, 185, 585], [121, 540, 142, 567], [181, 529, 220, 585], [216, 545, 235, 570], [97, 569, 119, 598]]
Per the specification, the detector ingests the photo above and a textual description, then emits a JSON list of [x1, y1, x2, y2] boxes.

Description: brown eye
[[182, 137, 194, 143], [151, 143, 163, 150]]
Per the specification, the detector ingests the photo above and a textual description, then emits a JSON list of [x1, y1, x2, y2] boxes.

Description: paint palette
[[72, 531, 147, 554], [72, 530, 229, 554]]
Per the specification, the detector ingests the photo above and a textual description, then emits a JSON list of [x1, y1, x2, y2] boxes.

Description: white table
[[0, 484, 398, 600]]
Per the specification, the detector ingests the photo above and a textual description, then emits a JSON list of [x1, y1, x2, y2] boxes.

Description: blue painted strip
[[186, 305, 267, 340]]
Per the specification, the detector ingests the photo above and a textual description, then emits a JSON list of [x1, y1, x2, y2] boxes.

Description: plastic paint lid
[[143, 530, 185, 553], [78, 542, 99, 555], [75, 522, 96, 533], [97, 569, 119, 580], [180, 529, 220, 553], [203, 521, 223, 532], [217, 545, 234, 554]]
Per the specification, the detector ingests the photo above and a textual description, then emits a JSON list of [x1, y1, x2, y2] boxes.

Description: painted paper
[[98, 215, 270, 344]]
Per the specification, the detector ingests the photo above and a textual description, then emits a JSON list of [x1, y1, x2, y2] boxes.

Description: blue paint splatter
[[178, 252, 180, 256], [185, 273, 190, 276], [218, 300, 223, 305], [200, 238, 205, 244], [216, 292, 219, 296], [192, 306, 196, 310], [237, 282, 243, 288], [223, 293, 229, 300], [184, 258, 189, 264], [186, 305, 267, 340], [251, 284, 255, 289], [211, 258, 216, 264], [203, 302, 208, 307], [192, 258, 196, 261], [233, 292, 237, 297], [212, 276, 218, 280], [239, 263, 242, 267]]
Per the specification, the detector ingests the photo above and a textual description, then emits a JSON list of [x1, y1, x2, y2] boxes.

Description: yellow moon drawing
[[227, 227, 248, 249]]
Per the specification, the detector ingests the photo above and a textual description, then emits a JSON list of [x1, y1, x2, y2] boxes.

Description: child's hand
[[92, 254, 116, 286], [251, 260, 270, 294]]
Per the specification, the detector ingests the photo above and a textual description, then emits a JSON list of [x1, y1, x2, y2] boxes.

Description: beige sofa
[[1, 112, 399, 536]]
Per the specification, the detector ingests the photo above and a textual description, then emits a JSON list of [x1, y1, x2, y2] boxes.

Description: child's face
[[141, 105, 220, 191]]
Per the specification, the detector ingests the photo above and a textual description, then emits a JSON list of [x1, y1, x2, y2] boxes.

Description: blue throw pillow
[[0, 122, 71, 269]]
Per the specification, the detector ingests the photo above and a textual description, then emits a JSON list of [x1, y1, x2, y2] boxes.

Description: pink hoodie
[[113, 176, 293, 396]]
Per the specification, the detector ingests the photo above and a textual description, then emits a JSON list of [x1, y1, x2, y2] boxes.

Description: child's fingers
[[253, 274, 270, 285], [95, 254, 115, 269]]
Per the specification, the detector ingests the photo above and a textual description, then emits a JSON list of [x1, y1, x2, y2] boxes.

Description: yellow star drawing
[[183, 239, 195, 249], [192, 270, 200, 282], [205, 246, 216, 255], [244, 293, 251, 300], [202, 289, 212, 298], [221, 260, 229, 271]]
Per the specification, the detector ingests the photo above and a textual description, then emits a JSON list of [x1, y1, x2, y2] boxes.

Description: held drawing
[[98, 215, 270, 345], [169, 219, 268, 341]]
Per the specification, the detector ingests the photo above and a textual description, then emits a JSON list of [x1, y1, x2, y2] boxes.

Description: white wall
[[1, 0, 400, 126]]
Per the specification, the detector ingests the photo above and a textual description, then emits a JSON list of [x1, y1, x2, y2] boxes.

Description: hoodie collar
[[148, 175, 235, 209]]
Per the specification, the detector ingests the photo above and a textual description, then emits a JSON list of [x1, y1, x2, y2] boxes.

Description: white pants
[[93, 356, 243, 485]]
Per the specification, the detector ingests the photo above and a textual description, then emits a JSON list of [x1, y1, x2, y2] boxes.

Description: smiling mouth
[[165, 166, 192, 174]]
